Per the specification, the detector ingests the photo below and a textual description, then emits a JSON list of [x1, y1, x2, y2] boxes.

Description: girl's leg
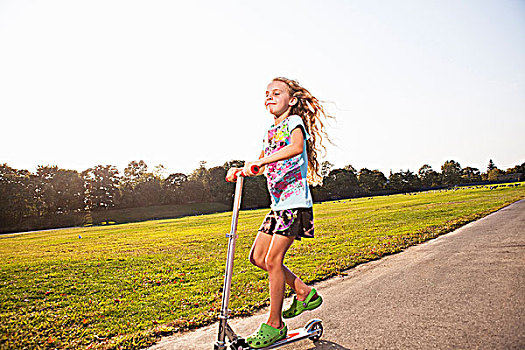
[[249, 231, 273, 270], [264, 234, 296, 329], [249, 232, 315, 301], [281, 265, 315, 301]]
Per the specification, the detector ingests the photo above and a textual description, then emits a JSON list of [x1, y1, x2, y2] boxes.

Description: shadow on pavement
[[305, 340, 351, 350]]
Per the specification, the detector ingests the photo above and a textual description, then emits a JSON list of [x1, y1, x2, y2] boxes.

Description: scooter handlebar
[[226, 165, 260, 182]]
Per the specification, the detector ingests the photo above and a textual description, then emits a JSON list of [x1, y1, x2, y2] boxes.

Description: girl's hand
[[225, 167, 242, 182], [226, 164, 263, 182], [243, 161, 263, 176]]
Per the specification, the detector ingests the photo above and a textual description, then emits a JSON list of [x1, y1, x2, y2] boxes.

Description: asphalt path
[[148, 199, 525, 350]]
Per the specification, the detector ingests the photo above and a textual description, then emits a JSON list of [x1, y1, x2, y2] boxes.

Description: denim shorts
[[258, 208, 314, 240]]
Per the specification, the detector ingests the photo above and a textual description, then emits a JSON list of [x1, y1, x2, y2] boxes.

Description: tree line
[[1, 159, 523, 232]]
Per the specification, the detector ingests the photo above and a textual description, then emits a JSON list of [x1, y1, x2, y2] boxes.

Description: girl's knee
[[264, 255, 283, 272], [249, 253, 267, 271]]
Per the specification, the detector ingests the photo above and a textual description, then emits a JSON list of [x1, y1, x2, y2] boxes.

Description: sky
[[1, 0, 524, 177]]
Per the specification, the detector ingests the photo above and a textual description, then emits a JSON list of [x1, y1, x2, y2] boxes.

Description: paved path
[[149, 199, 525, 350]]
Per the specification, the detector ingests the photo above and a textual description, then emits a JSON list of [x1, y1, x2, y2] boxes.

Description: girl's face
[[265, 80, 297, 118]]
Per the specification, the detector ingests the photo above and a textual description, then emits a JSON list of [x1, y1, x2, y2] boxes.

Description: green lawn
[[1, 184, 524, 349], [90, 202, 230, 226]]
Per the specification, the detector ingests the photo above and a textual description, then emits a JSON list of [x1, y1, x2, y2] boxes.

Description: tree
[[343, 164, 357, 173], [34, 166, 84, 215], [243, 175, 271, 209], [183, 161, 210, 203], [133, 176, 163, 207], [503, 162, 525, 182], [82, 165, 120, 210], [123, 160, 148, 187], [133, 163, 165, 207], [207, 165, 232, 204], [119, 161, 147, 208], [321, 167, 360, 200], [153, 164, 168, 180], [163, 173, 188, 204], [488, 168, 503, 182], [180, 179, 206, 203], [418, 165, 441, 187], [0, 164, 33, 227], [505, 162, 525, 175], [441, 160, 462, 186], [119, 160, 166, 208], [358, 168, 387, 193], [461, 167, 481, 184], [487, 159, 496, 172], [388, 169, 420, 192], [34, 166, 54, 215]]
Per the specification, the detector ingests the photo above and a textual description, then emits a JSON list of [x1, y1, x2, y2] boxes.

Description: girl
[[226, 77, 331, 348]]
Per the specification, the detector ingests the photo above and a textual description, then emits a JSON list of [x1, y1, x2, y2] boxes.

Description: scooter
[[214, 165, 323, 350]]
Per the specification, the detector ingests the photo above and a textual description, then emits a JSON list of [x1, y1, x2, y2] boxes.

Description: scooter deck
[[255, 321, 323, 349]]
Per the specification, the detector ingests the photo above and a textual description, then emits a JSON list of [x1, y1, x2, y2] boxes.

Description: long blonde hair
[[273, 77, 332, 185]]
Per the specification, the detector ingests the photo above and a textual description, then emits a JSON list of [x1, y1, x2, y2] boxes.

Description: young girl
[[226, 77, 331, 348]]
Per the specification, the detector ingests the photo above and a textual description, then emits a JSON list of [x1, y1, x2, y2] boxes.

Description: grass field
[[1, 202, 231, 234], [90, 202, 231, 226], [1, 184, 524, 349]]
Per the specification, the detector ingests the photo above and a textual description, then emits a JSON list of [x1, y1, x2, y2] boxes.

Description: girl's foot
[[246, 322, 287, 349], [283, 288, 323, 319], [297, 288, 317, 302]]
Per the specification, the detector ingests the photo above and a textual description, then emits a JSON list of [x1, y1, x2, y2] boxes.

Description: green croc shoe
[[246, 322, 287, 349], [283, 288, 323, 319]]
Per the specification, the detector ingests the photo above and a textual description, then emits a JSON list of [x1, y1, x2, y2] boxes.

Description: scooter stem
[[216, 175, 244, 348]]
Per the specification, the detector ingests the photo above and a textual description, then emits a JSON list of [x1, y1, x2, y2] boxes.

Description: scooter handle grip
[[227, 165, 260, 182]]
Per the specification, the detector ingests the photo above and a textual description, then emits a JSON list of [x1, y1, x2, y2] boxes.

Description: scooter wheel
[[230, 338, 250, 350], [305, 319, 323, 342]]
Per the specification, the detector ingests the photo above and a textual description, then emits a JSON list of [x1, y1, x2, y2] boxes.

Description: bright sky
[[1, 0, 524, 177]]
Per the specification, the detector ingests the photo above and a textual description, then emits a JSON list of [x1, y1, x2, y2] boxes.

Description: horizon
[[2, 155, 522, 178]]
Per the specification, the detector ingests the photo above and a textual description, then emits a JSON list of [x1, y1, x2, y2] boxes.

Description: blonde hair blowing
[[273, 77, 333, 185]]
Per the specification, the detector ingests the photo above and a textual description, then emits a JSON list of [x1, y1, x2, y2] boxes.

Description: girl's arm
[[244, 127, 304, 176]]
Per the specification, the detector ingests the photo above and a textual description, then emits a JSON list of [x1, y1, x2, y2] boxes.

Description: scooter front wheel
[[305, 319, 323, 342], [230, 338, 250, 350]]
